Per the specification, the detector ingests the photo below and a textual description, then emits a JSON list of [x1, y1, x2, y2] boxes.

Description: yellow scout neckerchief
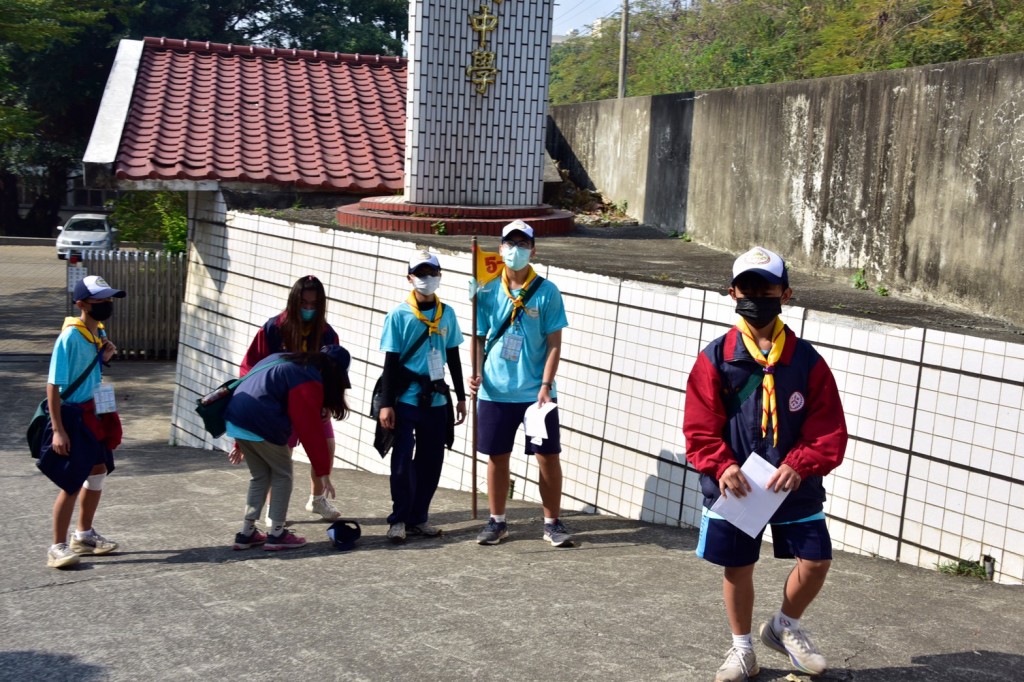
[[501, 266, 538, 325], [406, 292, 444, 336], [63, 317, 104, 350], [737, 316, 786, 446]]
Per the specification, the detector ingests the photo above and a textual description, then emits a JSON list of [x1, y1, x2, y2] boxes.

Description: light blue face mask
[[301, 308, 316, 322], [502, 245, 531, 271]]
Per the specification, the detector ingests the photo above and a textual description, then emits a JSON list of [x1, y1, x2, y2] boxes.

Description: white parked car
[[56, 214, 118, 260]]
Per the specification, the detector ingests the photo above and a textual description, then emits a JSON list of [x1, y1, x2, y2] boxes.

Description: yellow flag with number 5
[[476, 247, 503, 286]]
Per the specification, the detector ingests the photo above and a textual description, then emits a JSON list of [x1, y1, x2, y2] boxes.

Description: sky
[[552, 0, 625, 37]]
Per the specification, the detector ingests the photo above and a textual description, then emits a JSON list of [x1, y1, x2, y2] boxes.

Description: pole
[[470, 236, 479, 520], [618, 0, 629, 99]]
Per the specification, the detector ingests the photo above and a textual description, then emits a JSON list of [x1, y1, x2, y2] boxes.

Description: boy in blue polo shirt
[[43, 275, 125, 569], [684, 247, 847, 681], [469, 220, 571, 547], [378, 250, 467, 543]]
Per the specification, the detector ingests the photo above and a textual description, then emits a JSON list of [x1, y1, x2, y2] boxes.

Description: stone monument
[[336, 0, 573, 235]]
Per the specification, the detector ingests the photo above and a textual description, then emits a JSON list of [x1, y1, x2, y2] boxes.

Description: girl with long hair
[[241, 275, 343, 520]]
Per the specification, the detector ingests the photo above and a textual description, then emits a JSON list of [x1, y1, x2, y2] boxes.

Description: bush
[[107, 191, 187, 254]]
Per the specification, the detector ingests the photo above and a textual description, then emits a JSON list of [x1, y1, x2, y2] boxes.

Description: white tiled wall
[[171, 198, 1024, 584]]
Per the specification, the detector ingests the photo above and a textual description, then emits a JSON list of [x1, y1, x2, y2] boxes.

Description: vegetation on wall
[[550, 0, 1024, 104]]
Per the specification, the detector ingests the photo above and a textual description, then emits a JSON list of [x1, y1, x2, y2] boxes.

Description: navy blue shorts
[[476, 399, 561, 456], [696, 510, 833, 567]]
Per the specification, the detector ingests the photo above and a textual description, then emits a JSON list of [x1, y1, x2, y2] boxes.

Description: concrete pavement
[[1, 245, 1023, 681]]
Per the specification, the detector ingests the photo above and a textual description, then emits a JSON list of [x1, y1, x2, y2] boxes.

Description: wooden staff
[[470, 235, 479, 519]]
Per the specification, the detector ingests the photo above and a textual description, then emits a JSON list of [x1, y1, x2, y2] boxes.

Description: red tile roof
[[116, 37, 407, 192]]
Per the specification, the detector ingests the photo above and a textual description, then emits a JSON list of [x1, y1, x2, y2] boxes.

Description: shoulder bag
[[27, 348, 103, 458], [194, 359, 287, 438]]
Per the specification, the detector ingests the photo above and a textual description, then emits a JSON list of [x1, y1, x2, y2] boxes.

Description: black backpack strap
[[484, 275, 545, 359], [59, 348, 103, 402], [400, 328, 431, 365]]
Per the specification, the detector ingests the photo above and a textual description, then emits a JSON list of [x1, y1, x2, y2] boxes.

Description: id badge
[[93, 383, 117, 414], [427, 348, 445, 381], [501, 331, 524, 362]]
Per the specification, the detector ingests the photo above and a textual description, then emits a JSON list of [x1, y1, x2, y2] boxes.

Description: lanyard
[[501, 266, 537, 325], [405, 292, 444, 337]]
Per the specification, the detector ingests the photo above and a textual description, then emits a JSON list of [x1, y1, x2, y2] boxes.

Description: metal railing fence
[[79, 251, 187, 359]]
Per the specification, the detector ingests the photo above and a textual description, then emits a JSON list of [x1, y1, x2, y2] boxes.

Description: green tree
[[1, 0, 409, 237], [549, 0, 1024, 104], [108, 190, 187, 253]]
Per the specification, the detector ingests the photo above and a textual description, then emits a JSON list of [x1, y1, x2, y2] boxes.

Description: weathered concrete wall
[[547, 98, 659, 225], [549, 53, 1024, 324]]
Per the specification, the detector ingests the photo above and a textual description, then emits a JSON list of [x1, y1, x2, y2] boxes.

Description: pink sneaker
[[232, 529, 267, 550], [263, 529, 307, 551]]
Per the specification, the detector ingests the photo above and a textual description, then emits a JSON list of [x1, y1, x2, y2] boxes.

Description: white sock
[[309, 494, 319, 503], [491, 514, 506, 523], [732, 633, 753, 652], [51, 543, 66, 551], [774, 612, 800, 631], [240, 520, 256, 535], [270, 523, 285, 536], [74, 529, 95, 540], [544, 517, 557, 525]]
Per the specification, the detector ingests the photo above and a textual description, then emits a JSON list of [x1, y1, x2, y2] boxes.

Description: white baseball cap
[[501, 220, 535, 241], [731, 246, 789, 287], [408, 250, 440, 273]]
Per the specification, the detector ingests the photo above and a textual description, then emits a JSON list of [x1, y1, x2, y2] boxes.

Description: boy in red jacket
[[684, 247, 847, 682]]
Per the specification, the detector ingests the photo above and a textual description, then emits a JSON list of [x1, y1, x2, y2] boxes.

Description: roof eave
[[83, 39, 145, 189]]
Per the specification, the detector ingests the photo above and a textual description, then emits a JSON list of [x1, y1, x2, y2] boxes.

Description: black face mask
[[735, 296, 781, 329], [88, 301, 114, 322]]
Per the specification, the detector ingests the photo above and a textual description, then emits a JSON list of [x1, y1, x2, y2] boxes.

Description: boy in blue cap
[[43, 275, 125, 568]]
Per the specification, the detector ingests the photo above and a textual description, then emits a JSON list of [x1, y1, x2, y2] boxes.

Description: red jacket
[[684, 325, 847, 521]]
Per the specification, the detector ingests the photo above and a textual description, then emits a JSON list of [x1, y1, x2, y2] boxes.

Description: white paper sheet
[[524, 402, 557, 445], [709, 453, 790, 539]]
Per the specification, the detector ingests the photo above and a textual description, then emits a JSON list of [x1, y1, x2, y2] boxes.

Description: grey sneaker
[[476, 518, 508, 545], [306, 495, 342, 521], [759, 620, 827, 675], [542, 519, 573, 547], [715, 647, 759, 682], [70, 531, 118, 555], [387, 522, 407, 544], [407, 522, 442, 537], [47, 543, 81, 569]]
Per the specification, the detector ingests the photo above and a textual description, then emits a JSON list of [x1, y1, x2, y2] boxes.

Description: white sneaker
[[305, 495, 341, 521], [715, 647, 759, 682], [387, 522, 407, 544], [70, 530, 118, 555], [760, 620, 827, 675], [47, 543, 80, 569]]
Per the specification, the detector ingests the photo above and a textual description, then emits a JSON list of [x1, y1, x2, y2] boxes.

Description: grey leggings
[[238, 439, 293, 527]]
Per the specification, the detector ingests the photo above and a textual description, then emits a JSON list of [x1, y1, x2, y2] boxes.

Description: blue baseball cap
[[73, 275, 126, 302], [327, 519, 361, 551]]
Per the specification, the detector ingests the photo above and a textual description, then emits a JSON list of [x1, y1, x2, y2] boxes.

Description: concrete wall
[[548, 53, 1024, 325], [170, 198, 1024, 584]]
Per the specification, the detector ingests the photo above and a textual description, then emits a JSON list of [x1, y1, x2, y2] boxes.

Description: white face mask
[[411, 275, 440, 296]]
